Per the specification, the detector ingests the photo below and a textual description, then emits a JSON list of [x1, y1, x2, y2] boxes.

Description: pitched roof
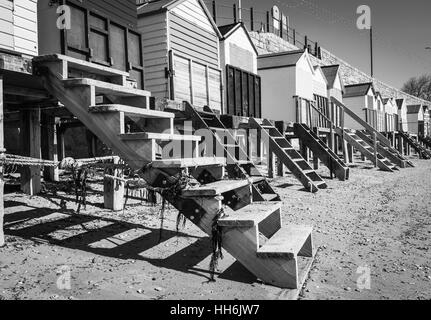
[[320, 65, 338, 87], [396, 98, 405, 109], [407, 105, 423, 114], [343, 83, 374, 98], [257, 50, 307, 70], [218, 22, 258, 55], [382, 98, 390, 104], [137, 0, 221, 37]]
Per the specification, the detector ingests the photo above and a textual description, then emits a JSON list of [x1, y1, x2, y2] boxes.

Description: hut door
[[170, 51, 223, 112], [226, 65, 261, 118]]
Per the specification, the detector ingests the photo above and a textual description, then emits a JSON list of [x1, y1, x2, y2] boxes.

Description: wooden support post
[[257, 127, 262, 164], [373, 132, 378, 168], [347, 143, 354, 164], [57, 125, 66, 161], [299, 141, 309, 162], [342, 139, 349, 163], [104, 157, 125, 211], [41, 113, 59, 182], [20, 109, 42, 195], [0, 75, 5, 247], [267, 149, 275, 179], [275, 121, 285, 177]]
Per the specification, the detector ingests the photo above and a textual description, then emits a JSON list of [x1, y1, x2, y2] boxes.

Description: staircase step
[[89, 104, 174, 119], [218, 202, 282, 227], [182, 179, 251, 197], [151, 157, 226, 169], [34, 54, 129, 78], [257, 225, 313, 259], [120, 133, 202, 142], [63, 78, 151, 97]]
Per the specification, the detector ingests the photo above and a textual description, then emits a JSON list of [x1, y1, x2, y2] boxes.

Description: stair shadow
[[3, 199, 226, 282], [217, 261, 257, 284]]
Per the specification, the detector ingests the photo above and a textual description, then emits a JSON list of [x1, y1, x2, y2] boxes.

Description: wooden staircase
[[250, 119, 327, 193], [335, 128, 397, 172], [34, 54, 314, 290], [184, 103, 280, 202], [418, 136, 431, 152], [355, 131, 414, 168], [399, 132, 431, 160], [293, 123, 350, 181]]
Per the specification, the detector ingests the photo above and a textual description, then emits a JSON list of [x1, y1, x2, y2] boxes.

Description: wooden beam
[[20, 109, 42, 195], [41, 113, 59, 182], [0, 52, 32, 74], [0, 75, 5, 247], [104, 157, 125, 211]]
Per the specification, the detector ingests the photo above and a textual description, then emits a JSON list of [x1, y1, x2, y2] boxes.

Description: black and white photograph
[[0, 0, 430, 305]]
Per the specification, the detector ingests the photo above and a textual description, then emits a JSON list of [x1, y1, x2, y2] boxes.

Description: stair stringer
[[250, 119, 327, 192], [355, 131, 410, 168], [184, 102, 280, 202], [294, 123, 349, 181], [335, 128, 395, 172]]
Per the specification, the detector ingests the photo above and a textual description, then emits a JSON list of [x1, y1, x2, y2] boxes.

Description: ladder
[[293, 123, 350, 181], [399, 132, 431, 159], [184, 103, 280, 202], [355, 131, 414, 168], [34, 54, 314, 291], [336, 128, 397, 172], [250, 118, 327, 193]]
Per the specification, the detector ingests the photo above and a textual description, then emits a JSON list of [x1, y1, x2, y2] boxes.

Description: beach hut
[[406, 105, 424, 135], [218, 22, 261, 117], [383, 97, 398, 132], [396, 99, 408, 132], [0, 0, 38, 56], [321, 65, 344, 102], [137, 0, 223, 112], [257, 50, 315, 123], [423, 105, 430, 137], [375, 92, 385, 132], [38, 0, 144, 88], [342, 83, 376, 130]]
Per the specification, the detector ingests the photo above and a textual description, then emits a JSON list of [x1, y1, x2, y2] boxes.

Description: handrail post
[[373, 131, 378, 168]]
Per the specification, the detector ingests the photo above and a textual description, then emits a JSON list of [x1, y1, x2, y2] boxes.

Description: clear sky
[[207, 0, 431, 89]]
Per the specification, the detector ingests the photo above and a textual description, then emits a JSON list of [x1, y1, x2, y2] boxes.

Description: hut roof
[[343, 83, 374, 98]]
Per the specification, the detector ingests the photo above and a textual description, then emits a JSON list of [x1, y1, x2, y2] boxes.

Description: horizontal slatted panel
[[0, 0, 14, 51], [169, 13, 219, 68], [70, 0, 137, 28], [138, 12, 168, 97]]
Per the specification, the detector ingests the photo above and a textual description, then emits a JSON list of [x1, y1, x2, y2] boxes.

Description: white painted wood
[[312, 66, 328, 98], [221, 26, 257, 74], [171, 0, 215, 34], [13, 0, 38, 56], [0, 0, 14, 51]]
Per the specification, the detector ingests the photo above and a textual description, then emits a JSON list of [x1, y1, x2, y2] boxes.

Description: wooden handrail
[[331, 97, 392, 148]]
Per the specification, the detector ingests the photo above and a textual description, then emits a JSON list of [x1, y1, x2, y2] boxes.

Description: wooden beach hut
[[396, 98, 408, 132], [406, 105, 424, 136], [137, 0, 223, 112], [218, 22, 261, 117], [342, 83, 376, 131], [257, 50, 315, 123]]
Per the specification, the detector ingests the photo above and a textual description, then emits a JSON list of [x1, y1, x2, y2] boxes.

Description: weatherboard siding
[[0, 0, 14, 52], [168, 13, 219, 68], [138, 12, 169, 97], [0, 0, 38, 56]]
